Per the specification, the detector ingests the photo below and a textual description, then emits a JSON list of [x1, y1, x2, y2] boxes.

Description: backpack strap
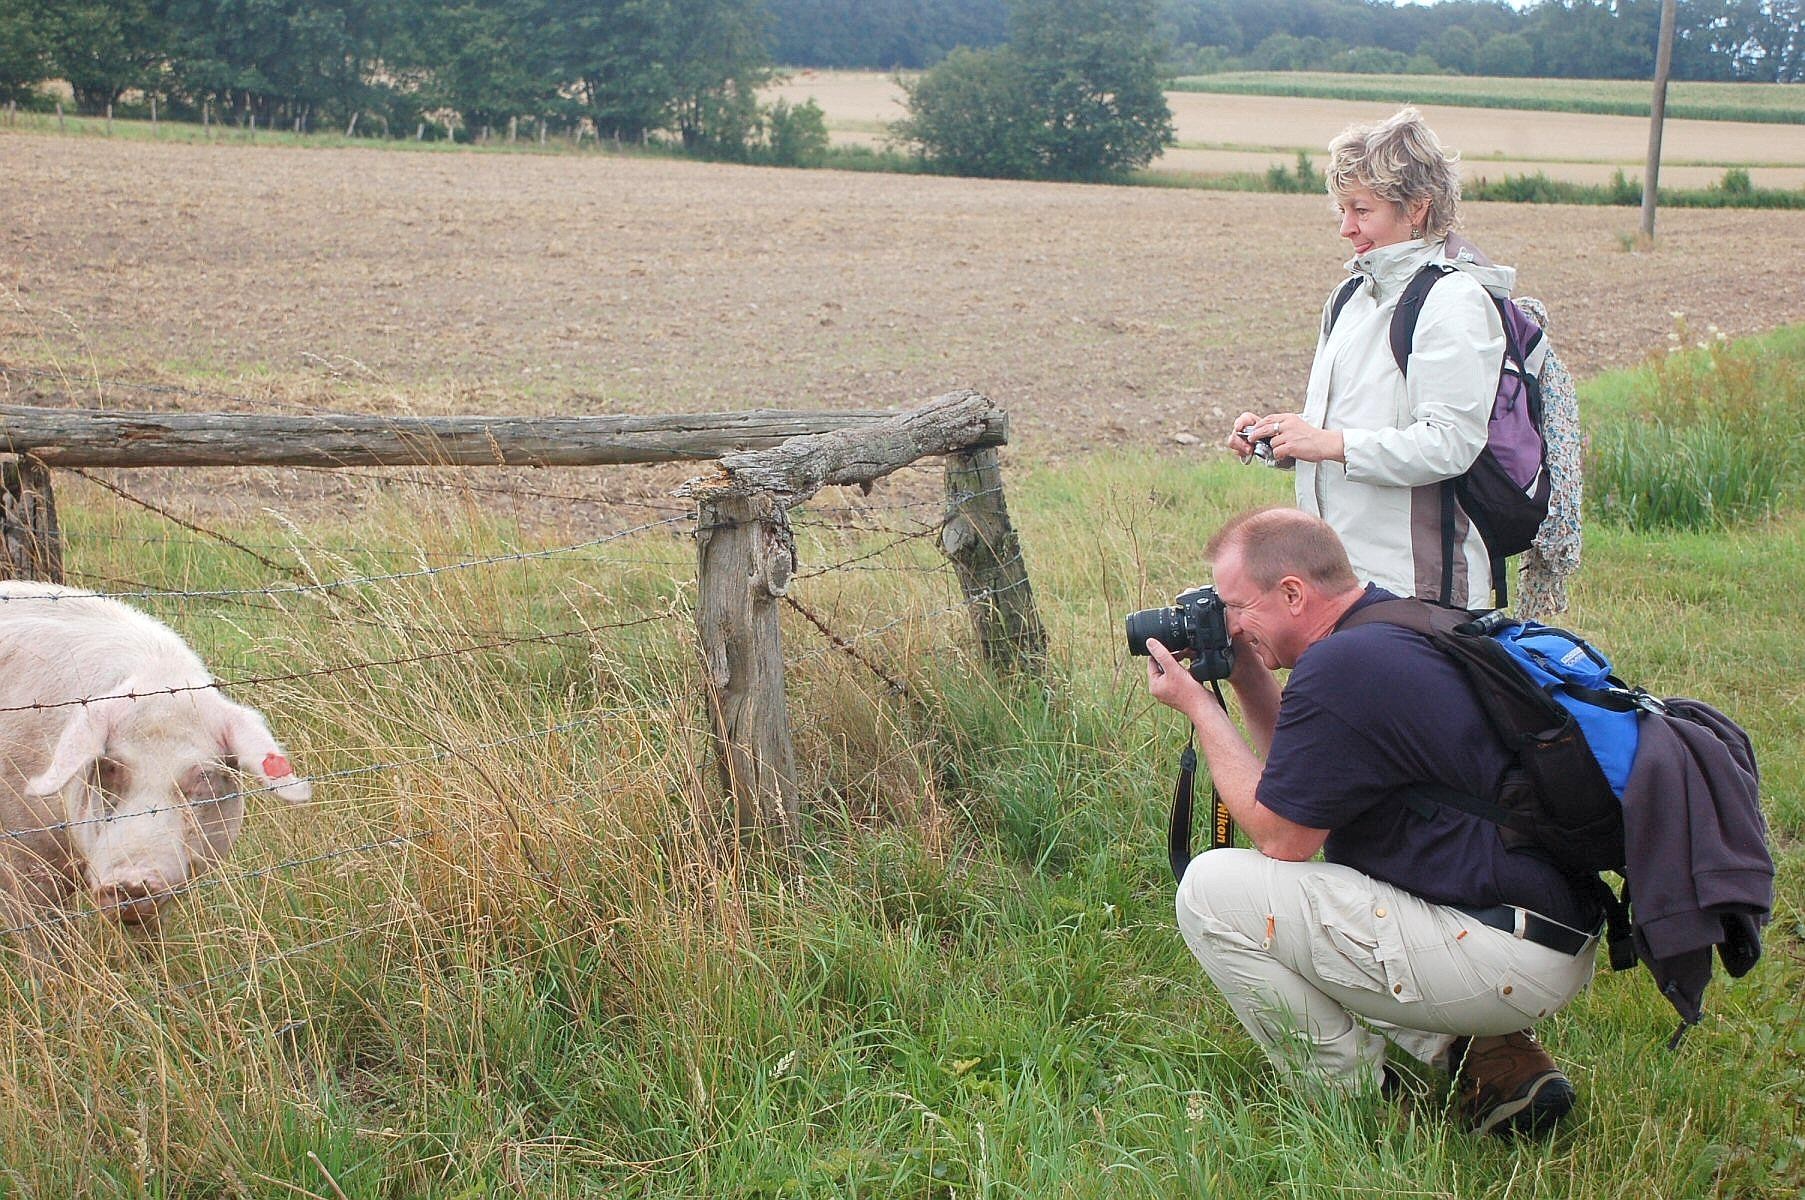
[[1336, 595, 1475, 637], [1388, 265, 1446, 377], [1325, 275, 1363, 338], [1392, 264, 1539, 610], [1397, 780, 1538, 839]]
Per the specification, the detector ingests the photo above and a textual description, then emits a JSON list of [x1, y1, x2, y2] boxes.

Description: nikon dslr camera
[[1124, 586, 1235, 682]]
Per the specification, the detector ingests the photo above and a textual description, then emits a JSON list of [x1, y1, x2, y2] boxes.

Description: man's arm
[[1146, 641, 1329, 862], [1227, 637, 1282, 756]]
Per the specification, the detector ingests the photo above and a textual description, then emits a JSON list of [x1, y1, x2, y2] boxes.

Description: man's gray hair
[[1205, 508, 1359, 592], [1325, 106, 1461, 241]]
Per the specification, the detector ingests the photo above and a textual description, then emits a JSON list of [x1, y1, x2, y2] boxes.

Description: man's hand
[[1146, 638, 1210, 719]]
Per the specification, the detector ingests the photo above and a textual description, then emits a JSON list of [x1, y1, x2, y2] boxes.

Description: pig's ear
[[27, 693, 131, 797], [216, 700, 312, 803]]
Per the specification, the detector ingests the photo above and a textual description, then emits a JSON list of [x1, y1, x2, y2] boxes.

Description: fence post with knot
[[693, 490, 801, 845], [941, 447, 1045, 672], [0, 456, 63, 584]]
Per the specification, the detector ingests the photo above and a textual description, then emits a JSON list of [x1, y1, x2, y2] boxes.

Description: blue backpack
[[1492, 621, 1641, 799], [1344, 600, 1651, 880]]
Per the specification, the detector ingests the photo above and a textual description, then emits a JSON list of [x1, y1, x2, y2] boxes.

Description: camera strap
[[1168, 680, 1233, 883]]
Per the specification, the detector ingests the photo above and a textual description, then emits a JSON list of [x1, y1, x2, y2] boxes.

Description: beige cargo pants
[[1175, 848, 1597, 1091]]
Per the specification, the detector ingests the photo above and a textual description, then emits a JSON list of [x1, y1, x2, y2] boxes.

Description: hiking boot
[[1450, 1031, 1575, 1137]]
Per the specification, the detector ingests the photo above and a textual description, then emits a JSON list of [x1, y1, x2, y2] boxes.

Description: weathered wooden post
[[0, 456, 63, 583], [942, 447, 1046, 672], [694, 491, 800, 843], [678, 390, 1014, 841]]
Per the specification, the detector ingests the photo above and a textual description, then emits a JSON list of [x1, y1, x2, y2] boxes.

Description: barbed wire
[[0, 607, 682, 717], [60, 566, 686, 646], [781, 595, 911, 696], [3, 833, 424, 938], [64, 468, 303, 577], [0, 703, 689, 923], [286, 464, 697, 514], [0, 514, 692, 604], [0, 707, 667, 881], [158, 918, 407, 1003], [59, 525, 693, 568], [789, 576, 1028, 669]]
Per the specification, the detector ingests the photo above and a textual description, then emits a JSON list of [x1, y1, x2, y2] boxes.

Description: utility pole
[[1640, 0, 1678, 240]]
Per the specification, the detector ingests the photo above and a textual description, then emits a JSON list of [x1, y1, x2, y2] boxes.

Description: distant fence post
[[695, 491, 800, 844], [941, 447, 1046, 672], [0, 456, 63, 584]]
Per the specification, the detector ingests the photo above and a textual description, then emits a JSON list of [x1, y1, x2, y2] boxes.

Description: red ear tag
[[262, 753, 292, 779]]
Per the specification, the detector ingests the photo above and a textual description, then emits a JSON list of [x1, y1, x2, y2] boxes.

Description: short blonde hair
[[1325, 107, 1461, 241]]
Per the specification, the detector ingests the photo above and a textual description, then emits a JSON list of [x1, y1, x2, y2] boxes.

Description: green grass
[[0, 334, 1799, 1195], [1583, 321, 1805, 529], [1170, 71, 1805, 125]]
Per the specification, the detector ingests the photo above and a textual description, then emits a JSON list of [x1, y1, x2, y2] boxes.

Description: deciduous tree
[[896, 0, 1174, 181]]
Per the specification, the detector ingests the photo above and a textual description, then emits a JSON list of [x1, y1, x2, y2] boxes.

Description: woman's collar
[[1345, 238, 1440, 293]]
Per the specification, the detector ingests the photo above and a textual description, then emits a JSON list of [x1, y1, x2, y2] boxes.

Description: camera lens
[[1125, 606, 1186, 657]]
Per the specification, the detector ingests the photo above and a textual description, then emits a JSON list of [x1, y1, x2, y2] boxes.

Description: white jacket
[[1297, 238, 1507, 611]]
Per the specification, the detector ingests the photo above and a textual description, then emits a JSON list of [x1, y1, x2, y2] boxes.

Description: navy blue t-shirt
[[1256, 587, 1600, 930]]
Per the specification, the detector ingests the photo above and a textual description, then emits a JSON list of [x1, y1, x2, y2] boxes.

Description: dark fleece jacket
[[1621, 698, 1771, 1028]]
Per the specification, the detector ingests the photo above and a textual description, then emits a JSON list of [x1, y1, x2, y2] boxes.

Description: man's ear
[[214, 697, 312, 803], [1279, 575, 1308, 613], [26, 693, 132, 797]]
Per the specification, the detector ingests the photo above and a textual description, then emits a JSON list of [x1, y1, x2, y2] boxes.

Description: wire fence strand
[[0, 708, 684, 934]]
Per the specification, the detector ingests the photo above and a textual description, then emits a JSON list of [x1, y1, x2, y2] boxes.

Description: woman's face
[[1334, 187, 1422, 255]]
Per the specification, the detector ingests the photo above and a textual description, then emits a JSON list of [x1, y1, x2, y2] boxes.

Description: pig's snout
[[92, 876, 176, 924]]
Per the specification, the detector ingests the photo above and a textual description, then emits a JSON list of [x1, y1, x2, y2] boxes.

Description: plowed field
[[4, 132, 1803, 471]]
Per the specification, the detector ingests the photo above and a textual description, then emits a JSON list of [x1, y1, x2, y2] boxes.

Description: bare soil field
[[769, 70, 1805, 188], [3, 133, 1803, 475]]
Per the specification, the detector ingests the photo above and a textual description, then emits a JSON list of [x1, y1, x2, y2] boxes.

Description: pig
[[0, 581, 310, 936]]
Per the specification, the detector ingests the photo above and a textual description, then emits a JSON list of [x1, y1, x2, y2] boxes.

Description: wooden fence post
[[0, 457, 63, 584], [695, 491, 799, 843], [941, 447, 1046, 672]]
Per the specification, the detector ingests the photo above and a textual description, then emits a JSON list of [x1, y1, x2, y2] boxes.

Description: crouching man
[[1145, 507, 1599, 1136]]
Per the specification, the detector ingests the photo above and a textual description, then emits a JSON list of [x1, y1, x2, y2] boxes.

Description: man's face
[[1213, 550, 1294, 670]]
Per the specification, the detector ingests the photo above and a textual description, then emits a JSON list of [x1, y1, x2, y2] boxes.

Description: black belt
[[1455, 905, 1596, 956]]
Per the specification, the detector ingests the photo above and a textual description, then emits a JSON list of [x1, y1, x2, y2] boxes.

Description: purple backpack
[[1329, 237, 1551, 604]]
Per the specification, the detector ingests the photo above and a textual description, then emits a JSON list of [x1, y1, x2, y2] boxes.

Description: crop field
[[0, 127, 1802, 1197], [1172, 70, 1805, 124], [768, 70, 1805, 190]]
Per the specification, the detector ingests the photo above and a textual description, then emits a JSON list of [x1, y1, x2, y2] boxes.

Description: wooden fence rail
[[0, 405, 1007, 467], [0, 391, 1043, 846]]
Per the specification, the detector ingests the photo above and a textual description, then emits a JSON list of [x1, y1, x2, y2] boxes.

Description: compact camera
[[1238, 423, 1278, 466], [1124, 586, 1235, 682]]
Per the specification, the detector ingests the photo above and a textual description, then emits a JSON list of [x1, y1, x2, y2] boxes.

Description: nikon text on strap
[[1168, 680, 1233, 882]]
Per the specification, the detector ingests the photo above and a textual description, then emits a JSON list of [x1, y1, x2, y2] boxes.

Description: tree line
[[0, 0, 829, 163], [768, 0, 1802, 82]]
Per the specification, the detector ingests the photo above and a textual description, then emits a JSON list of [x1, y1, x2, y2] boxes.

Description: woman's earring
[[1411, 225, 1422, 238]]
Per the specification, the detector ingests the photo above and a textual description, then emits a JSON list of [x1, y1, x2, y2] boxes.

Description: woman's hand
[[1259, 413, 1345, 465], [1227, 411, 1264, 462]]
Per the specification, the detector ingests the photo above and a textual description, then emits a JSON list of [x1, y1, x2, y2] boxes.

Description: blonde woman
[[1231, 107, 1515, 612]]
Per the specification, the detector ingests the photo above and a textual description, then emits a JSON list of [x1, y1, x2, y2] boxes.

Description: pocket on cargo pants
[[1299, 872, 1421, 1004]]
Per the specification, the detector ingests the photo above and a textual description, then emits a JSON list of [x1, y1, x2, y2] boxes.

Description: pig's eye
[[183, 766, 237, 805], [93, 758, 128, 799]]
